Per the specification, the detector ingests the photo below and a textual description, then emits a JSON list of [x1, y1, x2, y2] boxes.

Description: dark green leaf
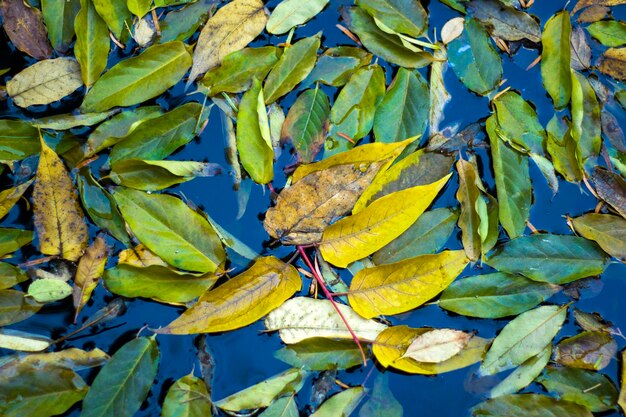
[[0, 119, 40, 161], [0, 228, 33, 257], [41, 0, 80, 52], [304, 46, 372, 87]]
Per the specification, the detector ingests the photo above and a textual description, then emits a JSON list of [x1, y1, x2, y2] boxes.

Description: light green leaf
[[127, 0, 151, 17], [588, 20, 626, 46], [267, 0, 329, 34], [258, 395, 299, 417], [27, 279, 72, 303], [541, 11, 572, 109], [162, 373, 213, 417], [546, 114, 583, 183], [110, 159, 220, 191], [489, 346, 551, 398], [356, 0, 427, 37], [571, 213, 626, 261], [311, 387, 365, 417], [91, 0, 132, 39], [571, 70, 601, 167], [0, 228, 33, 257], [75, 0, 110, 87], [493, 91, 546, 156], [0, 120, 40, 161]]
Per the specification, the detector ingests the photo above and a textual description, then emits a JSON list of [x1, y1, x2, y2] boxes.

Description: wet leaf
[[0, 289, 41, 326], [32, 111, 118, 131], [348, 250, 468, 318], [118, 244, 169, 267], [0, 228, 33, 257], [546, 115, 584, 183], [265, 297, 388, 344], [456, 157, 489, 261], [489, 346, 552, 398], [310, 387, 365, 417], [538, 367, 618, 412], [555, 330, 617, 370], [441, 17, 464, 44], [41, 0, 80, 53], [598, 47, 626, 80], [588, 20, 626, 46], [356, 0, 427, 38], [73, 237, 108, 319], [571, 70, 601, 166], [267, 0, 329, 34], [275, 338, 363, 371], [0, 120, 40, 161], [439, 273, 560, 319], [402, 329, 473, 363], [28, 278, 72, 303], [0, 329, 51, 352], [0, 263, 27, 290], [320, 175, 451, 267], [75, 0, 110, 88], [0, 0, 52, 59], [304, 46, 372, 87], [159, 0, 217, 42], [91, 0, 132, 39], [33, 138, 88, 261], [7, 58, 82, 108], [479, 304, 568, 375], [215, 368, 306, 412], [468, 0, 541, 42], [114, 188, 225, 273], [493, 91, 546, 156], [592, 167, 626, 218], [110, 159, 220, 191], [571, 27, 592, 71], [359, 374, 402, 417], [159, 256, 300, 334], [162, 373, 213, 417], [81, 337, 160, 417], [429, 44, 450, 135], [573, 0, 626, 14], [259, 395, 299, 417], [188, 0, 268, 85], [81, 41, 192, 112], [541, 11, 572, 109], [127, 0, 151, 17], [470, 393, 593, 416], [620, 349, 626, 414], [571, 213, 626, 260], [448, 17, 502, 95], [0, 348, 108, 372]]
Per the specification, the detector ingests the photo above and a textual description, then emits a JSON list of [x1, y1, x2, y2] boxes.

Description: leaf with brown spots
[[0, 0, 52, 59], [598, 47, 626, 80], [33, 137, 88, 261], [73, 236, 108, 322]]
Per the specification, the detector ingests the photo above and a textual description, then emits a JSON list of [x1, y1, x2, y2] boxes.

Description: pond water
[[1, 0, 626, 416]]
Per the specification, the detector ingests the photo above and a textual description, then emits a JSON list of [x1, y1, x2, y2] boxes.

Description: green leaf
[[479, 304, 567, 375], [263, 35, 320, 104], [267, 0, 329, 34], [0, 119, 40, 161], [258, 395, 299, 417], [32, 110, 118, 131], [237, 78, 274, 184], [356, 0, 427, 37], [546, 115, 583, 183], [540, 11, 572, 109], [91, 0, 132, 39], [373, 67, 429, 143], [571, 70, 601, 166], [159, 0, 215, 43], [485, 234, 608, 285], [113, 188, 225, 273], [489, 346, 551, 398], [312, 387, 365, 417], [571, 213, 626, 261], [0, 263, 27, 290], [110, 159, 220, 191], [359, 374, 402, 417], [281, 85, 330, 163], [588, 20, 626, 46], [304, 46, 372, 87], [0, 289, 41, 326], [0, 180, 33, 220], [274, 338, 363, 371], [75, 0, 110, 87], [127, 0, 151, 17], [538, 367, 619, 412], [493, 91, 546, 156], [487, 115, 531, 238], [0, 228, 33, 257], [555, 330, 617, 370], [439, 273, 560, 319], [467, 0, 541, 42], [27, 279, 72, 303], [470, 394, 593, 416], [81, 337, 160, 417], [81, 41, 192, 112], [448, 17, 502, 95], [162, 373, 213, 417], [41, 0, 80, 52]]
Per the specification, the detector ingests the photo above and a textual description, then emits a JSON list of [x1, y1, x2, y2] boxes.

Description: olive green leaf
[[75, 0, 110, 88], [541, 11, 572, 109], [571, 213, 626, 260], [588, 20, 626, 46], [470, 394, 593, 417], [91, 0, 132, 40], [162, 373, 213, 417]]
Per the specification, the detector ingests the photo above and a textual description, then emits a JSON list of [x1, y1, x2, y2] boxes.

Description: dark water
[[1, 1, 626, 416]]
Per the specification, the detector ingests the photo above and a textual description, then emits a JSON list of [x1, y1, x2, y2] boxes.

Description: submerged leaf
[[468, 0, 540, 42], [275, 338, 363, 371], [310, 387, 365, 417], [489, 346, 552, 398]]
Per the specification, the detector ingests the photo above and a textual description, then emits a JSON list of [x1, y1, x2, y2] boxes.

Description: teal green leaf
[[75, 0, 110, 87], [81, 41, 192, 112], [267, 0, 329, 34], [92, 0, 132, 39], [0, 263, 27, 290], [479, 304, 567, 375], [588, 20, 626, 47], [127, 0, 151, 17], [493, 91, 546, 156], [274, 338, 363, 371], [41, 0, 80, 52], [159, 0, 216, 43], [546, 114, 583, 183], [110, 159, 220, 191], [304, 46, 372, 87], [541, 11, 572, 109], [162, 373, 213, 417], [571, 213, 626, 261], [113, 188, 226, 273], [81, 337, 160, 417], [356, 0, 427, 37], [571, 70, 601, 166], [359, 374, 402, 417], [0, 228, 33, 257], [258, 395, 299, 417], [237, 78, 274, 184], [471, 394, 593, 416], [263, 35, 320, 104], [311, 387, 365, 417], [448, 18, 502, 95], [373, 67, 429, 143], [486, 234, 608, 285], [439, 273, 560, 319], [489, 346, 551, 398], [0, 119, 40, 161], [538, 367, 618, 412], [0, 289, 41, 326], [28, 279, 72, 303]]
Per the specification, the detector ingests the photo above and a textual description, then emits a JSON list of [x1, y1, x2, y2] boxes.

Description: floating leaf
[[267, 0, 329, 34], [470, 394, 593, 417], [28, 278, 73, 303], [0, 289, 41, 326], [573, 0, 626, 13], [0, 329, 51, 352], [592, 167, 626, 219], [555, 330, 617, 370], [0, 228, 33, 257], [619, 350, 626, 414], [348, 250, 468, 318], [0, 348, 109, 373], [127, 0, 151, 17], [546, 114, 583, 183], [402, 329, 473, 363], [357, 0, 427, 38], [0, 264, 28, 290], [41, 0, 80, 53], [311, 387, 365, 417], [479, 304, 567, 376], [571, 26, 591, 71], [598, 47, 626, 80], [265, 297, 388, 344], [429, 43, 451, 134], [538, 367, 618, 412], [159, 256, 300, 334], [110, 159, 220, 191], [91, 0, 132, 39], [0, 0, 52, 59], [73, 237, 108, 319], [159, 0, 216, 43], [162, 373, 213, 417], [468, 0, 540, 42], [571, 213, 626, 261], [0, 120, 40, 161], [571, 70, 601, 166], [81, 337, 159, 417], [75, 0, 110, 87], [493, 91, 546, 156], [541, 11, 572, 109], [359, 374, 402, 417], [489, 346, 552, 398], [305, 46, 372, 87], [588, 20, 626, 46], [274, 338, 363, 371], [456, 157, 487, 261], [33, 138, 88, 261], [259, 395, 299, 417]]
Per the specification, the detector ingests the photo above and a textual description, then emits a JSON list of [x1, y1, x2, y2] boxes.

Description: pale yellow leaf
[[401, 329, 473, 363], [441, 17, 465, 44], [118, 244, 168, 268], [0, 330, 50, 352]]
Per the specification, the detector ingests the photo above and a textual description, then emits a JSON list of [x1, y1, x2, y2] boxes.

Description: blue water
[[1, 1, 626, 416]]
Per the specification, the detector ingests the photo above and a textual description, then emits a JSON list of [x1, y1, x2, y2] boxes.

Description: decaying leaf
[[401, 329, 473, 363], [0, 0, 52, 59], [555, 330, 617, 370], [73, 237, 108, 320], [593, 167, 626, 219]]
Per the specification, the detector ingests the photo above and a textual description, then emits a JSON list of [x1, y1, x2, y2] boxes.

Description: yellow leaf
[[619, 350, 626, 414], [157, 256, 301, 334], [347, 250, 468, 318], [401, 329, 473, 363], [73, 237, 108, 321], [320, 174, 452, 268], [33, 137, 88, 261], [372, 325, 489, 375], [118, 244, 169, 268], [0, 329, 50, 352], [0, 179, 33, 219]]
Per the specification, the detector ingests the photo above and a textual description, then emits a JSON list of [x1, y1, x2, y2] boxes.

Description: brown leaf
[[571, 27, 591, 71], [73, 237, 108, 321], [593, 167, 626, 219], [555, 330, 617, 370], [578, 5, 610, 22], [0, 0, 52, 59], [573, 0, 626, 14], [598, 47, 626, 80]]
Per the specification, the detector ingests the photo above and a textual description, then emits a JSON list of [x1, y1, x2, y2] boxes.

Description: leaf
[[81, 41, 192, 112], [372, 325, 489, 374], [237, 78, 274, 184], [598, 47, 626, 80], [0, 364, 87, 417], [91, 0, 132, 39], [0, 329, 51, 352], [588, 20, 626, 46], [359, 374, 402, 417], [372, 207, 458, 265], [281, 85, 330, 163], [571, 26, 591, 71], [555, 330, 617, 370], [401, 329, 473, 363], [0, 289, 41, 326], [439, 273, 560, 319], [320, 175, 452, 268], [538, 367, 619, 412], [487, 115, 531, 238], [267, 0, 329, 34], [448, 17, 502, 95], [73, 237, 108, 319], [0, 0, 52, 59], [0, 264, 28, 290], [546, 115, 584, 183], [541, 11, 572, 109], [187, 0, 268, 85], [32, 111, 118, 131], [113, 188, 225, 273], [0, 228, 33, 257], [485, 234, 608, 285], [274, 338, 363, 371], [373, 67, 429, 143], [573, 0, 626, 13], [571, 70, 601, 165], [110, 159, 220, 191], [258, 395, 299, 417], [470, 394, 593, 417], [158, 256, 301, 334], [592, 167, 626, 219], [33, 138, 88, 261], [489, 346, 552, 398], [348, 250, 468, 318], [40, 0, 80, 53], [263, 35, 320, 104], [265, 297, 388, 344], [429, 44, 450, 135], [201, 47, 281, 95], [310, 387, 365, 417], [305, 46, 372, 87], [215, 368, 305, 411], [81, 337, 160, 417], [0, 120, 40, 161], [479, 304, 568, 375], [571, 213, 626, 260], [7, 58, 82, 108], [162, 373, 213, 417], [159, 0, 216, 43], [118, 244, 168, 267], [75, 0, 110, 87], [0, 348, 109, 373], [127, 0, 151, 17], [28, 279, 73, 303], [619, 350, 626, 414], [493, 91, 546, 156], [467, 0, 540, 42], [356, 0, 427, 38], [456, 157, 485, 261]]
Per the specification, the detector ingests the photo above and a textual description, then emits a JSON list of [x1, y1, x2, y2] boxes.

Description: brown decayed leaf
[[571, 27, 591, 71], [33, 138, 88, 261], [0, 0, 52, 59], [555, 330, 617, 370], [573, 0, 626, 13], [598, 47, 626, 80], [73, 237, 108, 321], [578, 5, 610, 22], [593, 167, 626, 219], [118, 244, 169, 268]]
